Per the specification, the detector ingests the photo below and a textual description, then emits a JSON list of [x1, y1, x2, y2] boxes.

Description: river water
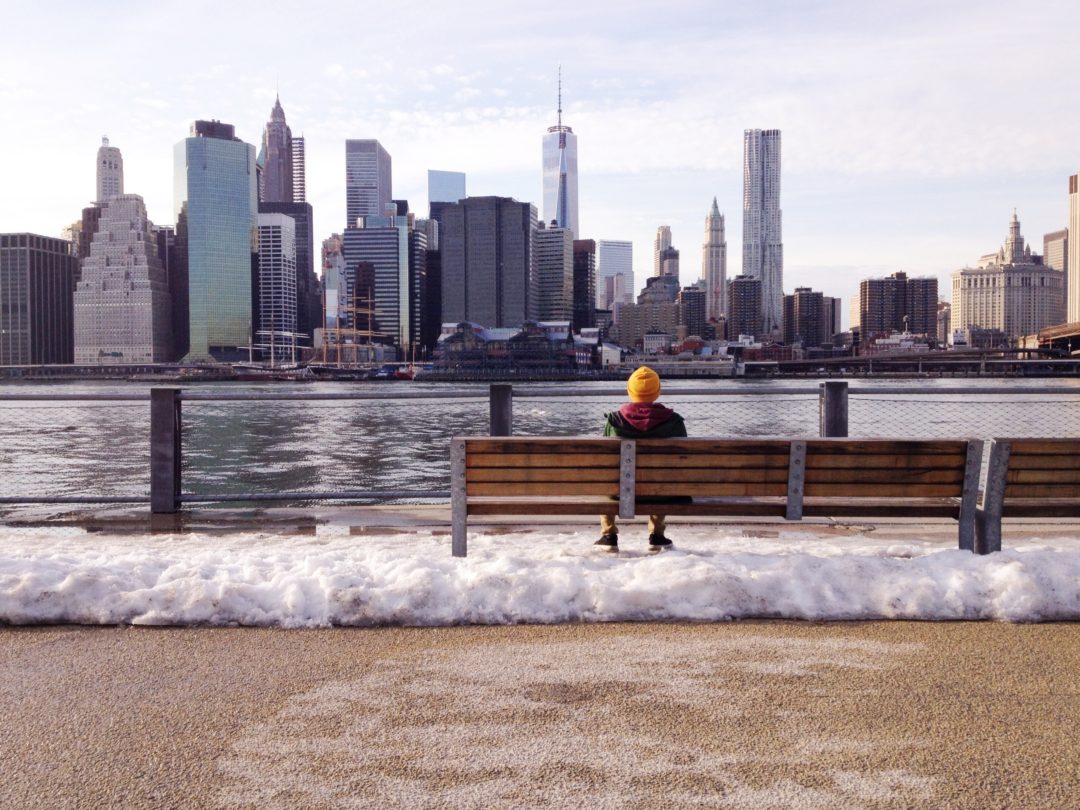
[[1, 378, 1079, 501]]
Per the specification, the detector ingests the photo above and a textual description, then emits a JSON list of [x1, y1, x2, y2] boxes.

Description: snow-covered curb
[[1, 529, 1078, 626]]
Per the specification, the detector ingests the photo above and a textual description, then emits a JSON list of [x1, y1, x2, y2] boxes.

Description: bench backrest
[[460, 436, 979, 502], [634, 439, 790, 498], [462, 438, 621, 498], [988, 439, 1080, 502], [803, 439, 972, 499]]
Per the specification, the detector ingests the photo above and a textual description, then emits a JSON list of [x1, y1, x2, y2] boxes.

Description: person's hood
[[615, 401, 677, 433]]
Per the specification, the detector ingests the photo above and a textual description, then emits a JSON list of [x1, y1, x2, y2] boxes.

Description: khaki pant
[[600, 513, 666, 537]]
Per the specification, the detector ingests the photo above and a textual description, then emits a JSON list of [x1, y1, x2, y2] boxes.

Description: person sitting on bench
[[597, 366, 687, 553]]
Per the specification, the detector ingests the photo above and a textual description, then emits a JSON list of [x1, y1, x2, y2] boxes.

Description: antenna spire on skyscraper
[[557, 64, 562, 129]]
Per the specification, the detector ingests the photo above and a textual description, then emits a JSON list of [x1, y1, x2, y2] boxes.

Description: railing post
[[490, 384, 512, 436], [150, 387, 181, 513], [819, 381, 848, 438]]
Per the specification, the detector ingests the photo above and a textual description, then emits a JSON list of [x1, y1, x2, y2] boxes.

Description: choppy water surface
[[1, 378, 1079, 500]]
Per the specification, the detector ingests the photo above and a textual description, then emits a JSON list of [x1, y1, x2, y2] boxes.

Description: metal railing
[[1, 382, 1079, 511]]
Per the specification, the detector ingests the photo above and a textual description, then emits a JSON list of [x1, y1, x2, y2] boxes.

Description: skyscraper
[[346, 140, 392, 226], [727, 275, 763, 340], [0, 234, 79, 365], [534, 223, 573, 322], [702, 197, 727, 322], [678, 285, 707, 338], [653, 226, 671, 276], [260, 201, 318, 343], [596, 240, 633, 310], [440, 196, 538, 328], [96, 137, 123, 203], [1044, 229, 1068, 274], [291, 136, 306, 203], [1069, 174, 1080, 322], [541, 70, 579, 237], [857, 271, 937, 337], [572, 239, 597, 333], [743, 129, 783, 338], [342, 212, 427, 352], [260, 96, 295, 204], [256, 213, 297, 361], [75, 195, 172, 363], [782, 287, 830, 348], [174, 120, 257, 362], [428, 170, 466, 204], [658, 246, 680, 283]]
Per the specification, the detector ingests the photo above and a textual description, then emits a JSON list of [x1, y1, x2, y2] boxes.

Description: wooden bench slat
[[802, 498, 961, 518], [636, 439, 791, 454], [637, 483, 788, 497], [638, 468, 789, 484], [464, 439, 619, 454], [805, 468, 965, 485], [468, 497, 619, 516], [637, 453, 791, 469], [1007, 456, 1080, 471], [467, 482, 619, 497], [467, 468, 619, 483], [806, 453, 966, 470], [805, 483, 962, 497], [467, 453, 620, 469], [806, 440, 967, 455], [1003, 439, 1080, 455], [1000, 499, 1080, 517], [1006, 469, 1080, 484], [1005, 484, 1080, 498]]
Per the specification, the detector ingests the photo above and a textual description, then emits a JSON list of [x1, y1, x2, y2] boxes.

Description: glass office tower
[[174, 121, 257, 362], [428, 170, 466, 204]]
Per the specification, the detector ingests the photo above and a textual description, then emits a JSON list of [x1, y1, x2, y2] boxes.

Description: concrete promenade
[[0, 620, 1077, 809], [1, 506, 1078, 808]]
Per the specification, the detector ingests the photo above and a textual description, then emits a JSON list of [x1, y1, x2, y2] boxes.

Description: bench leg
[[450, 439, 467, 557], [452, 509, 467, 558], [974, 508, 1001, 556]]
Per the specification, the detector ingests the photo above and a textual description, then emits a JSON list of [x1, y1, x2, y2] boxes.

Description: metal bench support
[[451, 439, 468, 557], [976, 440, 1011, 555]]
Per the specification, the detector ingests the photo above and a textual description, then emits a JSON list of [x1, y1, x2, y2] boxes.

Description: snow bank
[[1, 528, 1078, 626]]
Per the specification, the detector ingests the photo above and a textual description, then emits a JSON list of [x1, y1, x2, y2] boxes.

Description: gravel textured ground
[[0, 621, 1077, 809]]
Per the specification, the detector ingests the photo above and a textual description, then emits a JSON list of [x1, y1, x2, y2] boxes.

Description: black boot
[[594, 533, 619, 552], [648, 533, 673, 551]]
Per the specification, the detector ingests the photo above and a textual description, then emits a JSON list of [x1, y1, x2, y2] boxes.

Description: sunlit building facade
[[702, 197, 727, 322], [346, 140, 392, 226], [743, 129, 783, 338], [541, 74, 579, 237], [75, 195, 172, 363], [174, 120, 257, 362]]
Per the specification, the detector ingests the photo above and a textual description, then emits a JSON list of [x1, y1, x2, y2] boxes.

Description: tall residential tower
[[742, 129, 783, 338]]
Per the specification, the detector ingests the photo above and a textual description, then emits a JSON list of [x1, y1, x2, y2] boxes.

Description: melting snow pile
[[0, 528, 1078, 626]]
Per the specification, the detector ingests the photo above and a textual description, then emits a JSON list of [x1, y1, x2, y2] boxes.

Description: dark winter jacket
[[603, 402, 687, 439], [603, 402, 689, 503]]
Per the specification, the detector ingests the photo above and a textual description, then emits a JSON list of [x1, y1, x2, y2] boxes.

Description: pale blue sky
[[2, 0, 1078, 323]]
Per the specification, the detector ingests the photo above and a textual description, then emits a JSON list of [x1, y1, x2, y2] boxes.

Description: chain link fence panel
[[0, 401, 149, 498], [849, 394, 1080, 439], [180, 397, 489, 499]]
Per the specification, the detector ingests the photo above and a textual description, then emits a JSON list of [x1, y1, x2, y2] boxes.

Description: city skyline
[[2, 1, 1080, 327]]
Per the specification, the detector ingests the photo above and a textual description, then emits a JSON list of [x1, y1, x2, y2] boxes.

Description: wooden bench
[[976, 438, 1080, 554], [449, 436, 984, 557]]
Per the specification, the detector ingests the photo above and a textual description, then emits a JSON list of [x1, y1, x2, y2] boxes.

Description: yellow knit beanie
[[627, 366, 661, 403]]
